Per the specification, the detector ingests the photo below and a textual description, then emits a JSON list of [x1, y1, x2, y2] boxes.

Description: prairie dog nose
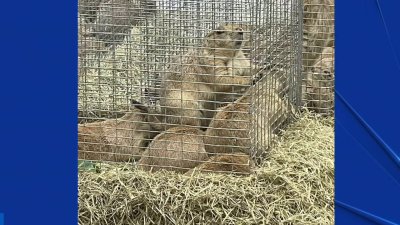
[[235, 27, 244, 34]]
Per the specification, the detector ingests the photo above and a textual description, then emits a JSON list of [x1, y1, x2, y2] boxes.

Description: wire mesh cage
[[78, 0, 306, 174], [301, 0, 335, 115]]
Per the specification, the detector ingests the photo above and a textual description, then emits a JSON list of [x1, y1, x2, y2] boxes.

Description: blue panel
[[336, 204, 387, 225], [336, 0, 400, 224], [0, 1, 78, 225]]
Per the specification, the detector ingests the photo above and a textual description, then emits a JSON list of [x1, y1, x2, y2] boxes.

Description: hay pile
[[79, 111, 334, 225]]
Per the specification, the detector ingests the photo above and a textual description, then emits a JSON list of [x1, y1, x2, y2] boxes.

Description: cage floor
[[79, 111, 334, 225]]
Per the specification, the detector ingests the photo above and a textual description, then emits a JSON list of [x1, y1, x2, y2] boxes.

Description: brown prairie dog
[[159, 24, 254, 130], [78, 101, 160, 162], [205, 77, 290, 159], [303, 0, 334, 69], [137, 126, 209, 173], [303, 47, 335, 115], [88, 0, 156, 47]]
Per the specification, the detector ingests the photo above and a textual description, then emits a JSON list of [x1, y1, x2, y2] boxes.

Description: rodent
[[204, 76, 290, 160], [303, 47, 334, 115], [88, 0, 156, 48], [158, 24, 256, 130], [137, 126, 209, 173], [78, 100, 160, 162], [303, 0, 334, 69]]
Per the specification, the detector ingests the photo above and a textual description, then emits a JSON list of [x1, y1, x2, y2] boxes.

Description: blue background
[[0, 0, 399, 224], [0, 1, 78, 225], [336, 0, 400, 224]]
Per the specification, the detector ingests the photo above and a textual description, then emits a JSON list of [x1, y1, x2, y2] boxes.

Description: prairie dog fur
[[303, 0, 334, 68], [89, 0, 156, 47], [303, 47, 335, 115], [137, 126, 209, 173], [78, 101, 160, 162], [205, 77, 290, 159], [159, 24, 254, 130]]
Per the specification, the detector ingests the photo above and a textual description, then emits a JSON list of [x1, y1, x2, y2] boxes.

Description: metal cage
[[78, 0, 311, 174]]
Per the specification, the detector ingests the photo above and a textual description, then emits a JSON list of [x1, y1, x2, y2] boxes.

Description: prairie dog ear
[[215, 24, 226, 32], [130, 99, 149, 113]]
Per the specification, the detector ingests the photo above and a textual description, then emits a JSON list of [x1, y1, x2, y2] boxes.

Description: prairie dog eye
[[235, 27, 243, 33], [215, 30, 224, 35]]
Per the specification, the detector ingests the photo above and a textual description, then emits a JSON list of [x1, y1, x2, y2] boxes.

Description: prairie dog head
[[78, 102, 154, 163], [130, 99, 164, 135], [309, 47, 334, 81], [204, 24, 245, 54]]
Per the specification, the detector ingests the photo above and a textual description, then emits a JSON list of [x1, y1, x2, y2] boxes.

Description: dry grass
[[79, 111, 334, 225]]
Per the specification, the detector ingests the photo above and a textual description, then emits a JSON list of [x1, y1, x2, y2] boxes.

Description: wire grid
[[302, 0, 334, 115], [78, 0, 302, 174]]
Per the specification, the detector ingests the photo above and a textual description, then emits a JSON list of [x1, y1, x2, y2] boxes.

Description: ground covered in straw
[[79, 112, 334, 225]]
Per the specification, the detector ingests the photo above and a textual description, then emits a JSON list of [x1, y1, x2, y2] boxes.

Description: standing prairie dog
[[137, 126, 209, 173], [159, 24, 255, 130]]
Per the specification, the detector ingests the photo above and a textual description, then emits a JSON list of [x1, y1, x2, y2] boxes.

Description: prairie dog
[[186, 153, 254, 176], [137, 126, 209, 173], [78, 101, 160, 162], [303, 47, 335, 115], [303, 0, 334, 69], [205, 76, 290, 159], [159, 24, 254, 130], [90, 0, 156, 47]]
